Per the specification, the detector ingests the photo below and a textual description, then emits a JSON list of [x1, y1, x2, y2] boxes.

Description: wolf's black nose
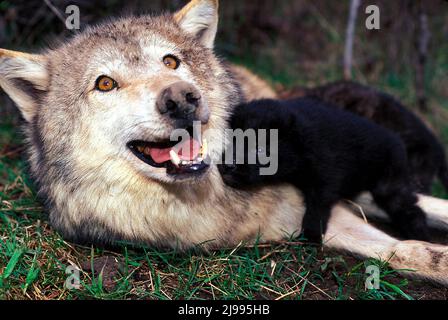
[[157, 81, 209, 124]]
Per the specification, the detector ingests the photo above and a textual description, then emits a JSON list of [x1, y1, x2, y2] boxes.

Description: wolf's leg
[[417, 194, 448, 230], [324, 205, 448, 286], [354, 193, 448, 231]]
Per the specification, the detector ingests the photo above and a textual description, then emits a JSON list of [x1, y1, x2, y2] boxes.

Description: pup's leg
[[411, 171, 435, 194], [302, 191, 336, 244], [407, 154, 437, 194], [325, 205, 448, 286], [371, 182, 430, 241]]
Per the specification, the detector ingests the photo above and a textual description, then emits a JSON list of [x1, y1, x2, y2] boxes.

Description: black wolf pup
[[280, 80, 448, 194], [219, 98, 430, 243]]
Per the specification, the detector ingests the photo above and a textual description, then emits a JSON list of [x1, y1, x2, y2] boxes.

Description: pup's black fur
[[280, 80, 448, 194], [219, 98, 430, 243]]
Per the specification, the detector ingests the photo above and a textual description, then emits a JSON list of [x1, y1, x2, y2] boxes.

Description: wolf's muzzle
[[156, 81, 210, 126]]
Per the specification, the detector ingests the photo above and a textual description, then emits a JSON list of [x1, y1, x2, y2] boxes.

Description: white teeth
[[200, 139, 208, 158], [169, 150, 181, 167], [144, 147, 152, 156], [169, 139, 208, 168], [137, 146, 145, 154]]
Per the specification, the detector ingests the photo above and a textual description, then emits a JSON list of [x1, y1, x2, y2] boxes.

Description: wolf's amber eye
[[95, 76, 118, 92], [163, 55, 180, 70]]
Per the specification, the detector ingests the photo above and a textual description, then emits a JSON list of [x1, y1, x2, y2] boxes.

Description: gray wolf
[[219, 98, 429, 243], [280, 80, 448, 194], [1, 0, 448, 285]]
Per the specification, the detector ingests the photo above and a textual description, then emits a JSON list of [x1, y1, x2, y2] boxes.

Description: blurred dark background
[[1, 0, 448, 135]]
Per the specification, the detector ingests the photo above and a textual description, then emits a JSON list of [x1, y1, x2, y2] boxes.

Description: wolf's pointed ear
[[174, 0, 219, 49], [0, 49, 49, 122]]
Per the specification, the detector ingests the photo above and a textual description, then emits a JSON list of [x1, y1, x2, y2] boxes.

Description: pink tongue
[[149, 139, 201, 164]]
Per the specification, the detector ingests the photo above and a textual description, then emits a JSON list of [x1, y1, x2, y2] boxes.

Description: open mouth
[[127, 131, 210, 176]]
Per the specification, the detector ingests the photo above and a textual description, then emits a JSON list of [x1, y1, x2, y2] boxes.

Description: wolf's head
[[0, 0, 241, 186]]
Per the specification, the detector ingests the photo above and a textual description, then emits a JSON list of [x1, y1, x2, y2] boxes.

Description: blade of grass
[[2, 248, 24, 280]]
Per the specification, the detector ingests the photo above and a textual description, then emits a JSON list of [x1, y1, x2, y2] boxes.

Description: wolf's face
[[0, 0, 239, 184]]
